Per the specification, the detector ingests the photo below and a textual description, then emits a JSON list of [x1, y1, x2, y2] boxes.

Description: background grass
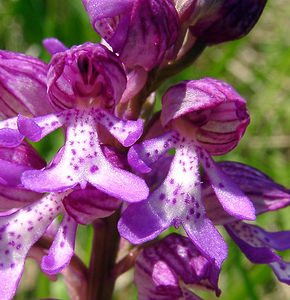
[[1, 0, 290, 299]]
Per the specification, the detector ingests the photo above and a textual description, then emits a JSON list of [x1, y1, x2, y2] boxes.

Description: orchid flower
[[118, 77, 255, 268], [82, 0, 180, 71], [0, 43, 148, 202], [202, 161, 290, 285], [135, 233, 221, 300]]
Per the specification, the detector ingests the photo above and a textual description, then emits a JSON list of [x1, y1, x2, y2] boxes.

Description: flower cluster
[[2, 1, 289, 300]]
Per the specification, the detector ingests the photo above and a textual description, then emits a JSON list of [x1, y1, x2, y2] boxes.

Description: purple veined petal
[[41, 213, 77, 275], [225, 222, 280, 264], [0, 50, 52, 119], [22, 109, 149, 202], [17, 111, 67, 142], [94, 109, 144, 147], [119, 0, 180, 70], [43, 38, 68, 55], [198, 149, 255, 221], [217, 161, 290, 215], [202, 161, 290, 225], [0, 117, 24, 148], [82, 0, 133, 46], [63, 187, 121, 225], [270, 261, 290, 284], [127, 131, 180, 173], [0, 193, 64, 300], [135, 233, 221, 300], [161, 78, 250, 155]]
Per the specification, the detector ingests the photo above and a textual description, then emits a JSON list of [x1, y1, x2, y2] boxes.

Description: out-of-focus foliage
[[1, 0, 290, 299]]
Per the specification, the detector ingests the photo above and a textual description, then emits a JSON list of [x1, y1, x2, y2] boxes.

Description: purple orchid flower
[[135, 233, 221, 300], [0, 144, 129, 300], [119, 77, 255, 268], [172, 0, 267, 45], [0, 43, 148, 202], [202, 161, 290, 285], [82, 0, 180, 71]]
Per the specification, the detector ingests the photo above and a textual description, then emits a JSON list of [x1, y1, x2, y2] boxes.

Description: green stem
[[151, 39, 207, 91], [125, 39, 207, 120], [87, 212, 120, 300]]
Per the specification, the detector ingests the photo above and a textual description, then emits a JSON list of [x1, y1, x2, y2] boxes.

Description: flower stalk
[[87, 211, 120, 300]]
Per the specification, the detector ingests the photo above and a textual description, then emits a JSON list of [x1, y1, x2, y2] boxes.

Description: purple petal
[[135, 234, 221, 300], [217, 161, 290, 215], [63, 187, 121, 225], [198, 149, 255, 221], [0, 50, 52, 119], [161, 78, 249, 155], [128, 131, 180, 173], [94, 109, 143, 147], [22, 109, 149, 202], [0, 117, 23, 148], [270, 261, 290, 284], [17, 112, 66, 142], [226, 222, 280, 264], [0, 193, 64, 300], [119, 0, 180, 70], [43, 38, 68, 55], [41, 213, 77, 275]]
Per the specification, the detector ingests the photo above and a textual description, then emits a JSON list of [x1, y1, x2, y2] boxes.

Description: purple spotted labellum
[[82, 0, 180, 70], [135, 233, 221, 299], [119, 78, 255, 268], [201, 161, 290, 285]]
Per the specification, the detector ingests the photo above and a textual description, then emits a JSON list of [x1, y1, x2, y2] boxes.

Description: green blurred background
[[0, 0, 290, 299]]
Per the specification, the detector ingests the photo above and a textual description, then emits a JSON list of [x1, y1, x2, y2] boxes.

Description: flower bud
[[0, 50, 52, 119], [82, 0, 180, 70], [47, 43, 126, 111], [173, 0, 267, 44]]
